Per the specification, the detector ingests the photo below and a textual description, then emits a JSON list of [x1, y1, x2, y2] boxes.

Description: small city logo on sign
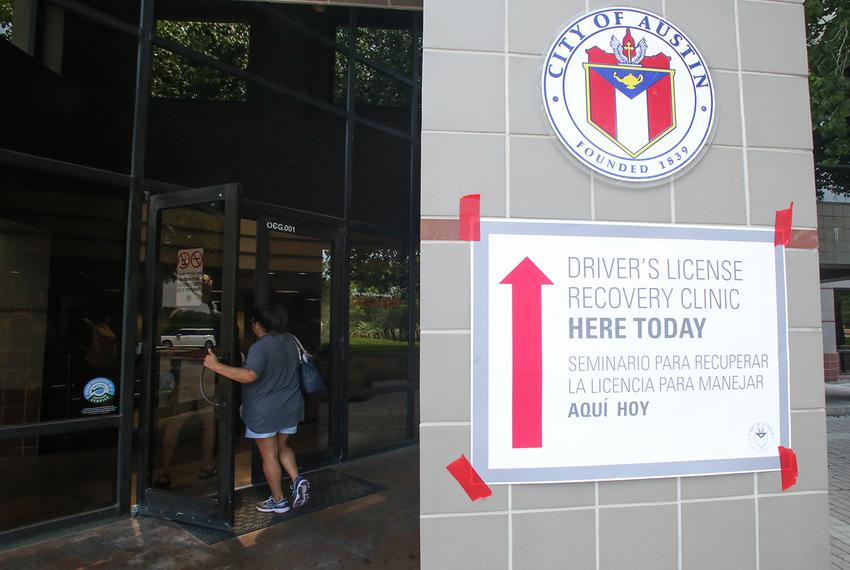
[[542, 7, 715, 184], [747, 422, 775, 452]]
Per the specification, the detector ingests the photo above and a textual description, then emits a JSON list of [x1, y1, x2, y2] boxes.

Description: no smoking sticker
[[175, 248, 204, 307], [176, 248, 203, 274]]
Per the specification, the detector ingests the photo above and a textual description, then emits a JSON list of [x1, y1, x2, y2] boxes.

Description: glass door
[[247, 214, 341, 482], [136, 184, 240, 530]]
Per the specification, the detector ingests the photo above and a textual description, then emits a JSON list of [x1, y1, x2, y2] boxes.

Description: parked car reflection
[[159, 328, 216, 349]]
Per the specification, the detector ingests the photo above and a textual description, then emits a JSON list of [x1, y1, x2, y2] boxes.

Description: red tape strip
[[459, 194, 481, 241], [778, 445, 798, 491], [774, 202, 794, 246], [446, 454, 492, 501]]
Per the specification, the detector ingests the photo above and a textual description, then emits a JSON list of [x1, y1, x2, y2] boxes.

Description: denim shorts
[[245, 425, 297, 439]]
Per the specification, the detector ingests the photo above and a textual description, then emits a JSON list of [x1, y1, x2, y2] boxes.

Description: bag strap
[[290, 334, 310, 359]]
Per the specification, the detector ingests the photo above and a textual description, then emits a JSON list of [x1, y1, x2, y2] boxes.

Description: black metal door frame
[[245, 203, 346, 483], [135, 183, 240, 530]]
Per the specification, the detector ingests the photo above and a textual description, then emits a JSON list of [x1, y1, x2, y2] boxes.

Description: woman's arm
[[203, 349, 258, 384]]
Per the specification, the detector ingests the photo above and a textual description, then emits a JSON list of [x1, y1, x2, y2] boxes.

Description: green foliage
[[350, 246, 408, 295], [0, 0, 13, 41], [152, 20, 250, 102], [334, 26, 414, 107], [807, 0, 850, 195], [349, 246, 409, 342], [348, 336, 410, 355]]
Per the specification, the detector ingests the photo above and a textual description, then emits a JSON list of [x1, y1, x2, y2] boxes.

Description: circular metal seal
[[542, 7, 715, 185]]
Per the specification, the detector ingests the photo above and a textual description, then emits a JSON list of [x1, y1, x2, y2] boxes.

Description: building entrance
[[0, 0, 421, 542], [136, 184, 344, 530]]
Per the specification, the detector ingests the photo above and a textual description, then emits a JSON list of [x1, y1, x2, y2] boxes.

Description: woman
[[203, 304, 310, 513]]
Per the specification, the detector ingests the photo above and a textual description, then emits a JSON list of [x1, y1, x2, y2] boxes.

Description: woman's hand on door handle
[[204, 348, 258, 384]]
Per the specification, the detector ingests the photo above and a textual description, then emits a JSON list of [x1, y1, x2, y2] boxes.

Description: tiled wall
[[419, 0, 828, 568]]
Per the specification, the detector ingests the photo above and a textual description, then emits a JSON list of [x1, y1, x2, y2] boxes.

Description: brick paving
[[829, 416, 850, 568]]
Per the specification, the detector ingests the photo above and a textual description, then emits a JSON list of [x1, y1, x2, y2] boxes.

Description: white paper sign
[[175, 248, 204, 307], [471, 220, 790, 484]]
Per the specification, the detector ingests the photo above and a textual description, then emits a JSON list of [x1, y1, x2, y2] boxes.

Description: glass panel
[[153, 21, 249, 102], [354, 26, 412, 76], [0, 166, 127, 426], [155, 1, 347, 107], [0, 427, 117, 532], [155, 19, 249, 67], [334, 11, 416, 79], [1, 0, 12, 43], [146, 48, 346, 217], [0, 6, 136, 172], [334, 19, 416, 130], [333, 47, 348, 107], [348, 234, 409, 394], [149, 202, 224, 495], [55, 0, 140, 25], [348, 391, 408, 453], [265, 230, 332, 466], [353, 61, 412, 132], [836, 290, 850, 374], [234, 216, 257, 488], [249, 0, 347, 104], [352, 125, 411, 230], [837, 290, 850, 350], [414, 389, 419, 433]]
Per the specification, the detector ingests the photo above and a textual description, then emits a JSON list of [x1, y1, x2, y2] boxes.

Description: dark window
[[58, 0, 140, 25], [146, 47, 346, 216], [836, 290, 850, 373], [0, 7, 137, 172], [0, 428, 118, 532], [352, 125, 412, 230], [0, 165, 127, 425]]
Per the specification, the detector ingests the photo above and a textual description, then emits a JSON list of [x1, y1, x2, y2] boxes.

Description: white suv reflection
[[160, 328, 216, 349]]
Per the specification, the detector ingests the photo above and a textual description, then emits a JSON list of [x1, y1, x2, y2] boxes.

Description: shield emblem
[[583, 46, 676, 158]]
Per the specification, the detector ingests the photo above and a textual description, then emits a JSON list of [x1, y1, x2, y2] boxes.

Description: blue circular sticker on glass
[[83, 377, 115, 404]]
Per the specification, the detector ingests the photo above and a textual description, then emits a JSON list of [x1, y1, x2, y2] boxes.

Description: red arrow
[[500, 257, 553, 449]]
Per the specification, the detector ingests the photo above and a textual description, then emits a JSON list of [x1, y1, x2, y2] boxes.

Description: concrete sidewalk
[[826, 383, 850, 568], [829, 416, 850, 569]]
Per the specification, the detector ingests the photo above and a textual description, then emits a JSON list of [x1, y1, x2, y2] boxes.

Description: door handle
[[200, 367, 224, 407]]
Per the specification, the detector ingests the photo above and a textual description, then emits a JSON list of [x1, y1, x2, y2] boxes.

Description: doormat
[[176, 468, 385, 545]]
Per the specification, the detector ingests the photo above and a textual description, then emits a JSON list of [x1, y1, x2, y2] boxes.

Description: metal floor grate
[[177, 468, 385, 544]]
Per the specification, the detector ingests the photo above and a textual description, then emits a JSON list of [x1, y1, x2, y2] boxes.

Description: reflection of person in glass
[[153, 359, 217, 489], [153, 273, 219, 488], [203, 304, 310, 513]]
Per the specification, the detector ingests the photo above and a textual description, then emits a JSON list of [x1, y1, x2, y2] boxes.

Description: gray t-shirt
[[242, 333, 303, 433]]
